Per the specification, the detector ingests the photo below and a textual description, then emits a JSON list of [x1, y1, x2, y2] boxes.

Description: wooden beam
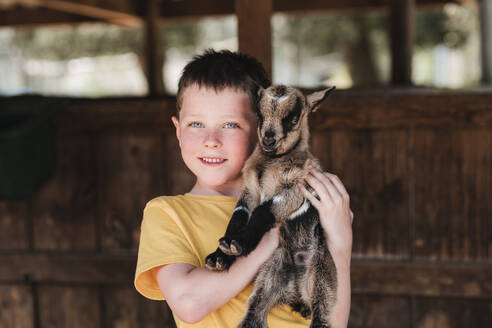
[[2, 90, 492, 136], [480, 0, 492, 84], [389, 0, 415, 85], [37, 0, 141, 24], [0, 7, 98, 26], [159, 0, 457, 18], [1, 252, 491, 299], [144, 0, 165, 96], [235, 0, 273, 79], [0, 0, 468, 26]]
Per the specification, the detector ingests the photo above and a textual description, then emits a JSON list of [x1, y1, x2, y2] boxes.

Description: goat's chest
[[257, 162, 305, 199]]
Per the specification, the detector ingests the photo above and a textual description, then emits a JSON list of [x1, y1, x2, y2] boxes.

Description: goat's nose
[[262, 137, 275, 147], [265, 130, 275, 138]]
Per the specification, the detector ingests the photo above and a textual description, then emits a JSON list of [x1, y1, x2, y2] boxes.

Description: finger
[[323, 172, 350, 200], [298, 182, 321, 208], [309, 168, 342, 200], [350, 209, 354, 224], [304, 172, 332, 202]]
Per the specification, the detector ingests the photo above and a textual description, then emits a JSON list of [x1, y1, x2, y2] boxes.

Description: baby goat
[[206, 85, 337, 328]]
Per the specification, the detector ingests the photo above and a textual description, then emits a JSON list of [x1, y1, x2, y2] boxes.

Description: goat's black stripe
[[281, 97, 302, 136]]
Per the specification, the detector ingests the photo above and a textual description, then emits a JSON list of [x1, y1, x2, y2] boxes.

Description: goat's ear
[[307, 86, 335, 112], [257, 86, 265, 100]]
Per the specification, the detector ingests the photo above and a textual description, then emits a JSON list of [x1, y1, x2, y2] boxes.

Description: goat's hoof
[[219, 237, 244, 256], [230, 240, 244, 255], [205, 250, 232, 271]]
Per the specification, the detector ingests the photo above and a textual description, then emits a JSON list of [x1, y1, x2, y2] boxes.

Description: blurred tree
[[274, 5, 474, 87]]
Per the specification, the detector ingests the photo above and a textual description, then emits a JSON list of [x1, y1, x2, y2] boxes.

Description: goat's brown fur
[[206, 85, 337, 328]]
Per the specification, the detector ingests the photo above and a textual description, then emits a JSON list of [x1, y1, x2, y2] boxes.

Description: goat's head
[[256, 85, 335, 156]]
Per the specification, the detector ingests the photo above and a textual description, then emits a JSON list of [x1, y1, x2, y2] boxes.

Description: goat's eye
[[291, 116, 299, 125]]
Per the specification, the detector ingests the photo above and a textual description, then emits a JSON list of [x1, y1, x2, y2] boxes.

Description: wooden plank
[[389, 0, 414, 85], [0, 201, 30, 250], [52, 97, 176, 134], [350, 260, 492, 298], [0, 252, 136, 285], [38, 285, 100, 328], [95, 132, 164, 251], [309, 89, 492, 130], [414, 297, 492, 327], [414, 129, 492, 260], [35, 89, 492, 135], [2, 254, 492, 298], [103, 286, 176, 328], [236, 0, 273, 78], [30, 134, 97, 251], [349, 295, 411, 328], [0, 285, 33, 328], [312, 129, 410, 258], [1, 91, 490, 136]]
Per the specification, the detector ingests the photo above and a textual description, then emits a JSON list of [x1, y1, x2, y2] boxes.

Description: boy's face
[[172, 85, 258, 195]]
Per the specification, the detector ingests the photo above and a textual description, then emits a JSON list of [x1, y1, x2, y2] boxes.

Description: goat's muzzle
[[262, 137, 275, 148]]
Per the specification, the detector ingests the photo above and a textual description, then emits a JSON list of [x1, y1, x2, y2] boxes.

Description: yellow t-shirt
[[134, 193, 310, 327]]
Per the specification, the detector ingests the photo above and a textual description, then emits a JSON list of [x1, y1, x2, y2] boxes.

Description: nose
[[204, 129, 222, 149], [262, 130, 275, 147]]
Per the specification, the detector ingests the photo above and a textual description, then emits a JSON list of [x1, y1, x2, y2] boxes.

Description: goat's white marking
[[289, 198, 310, 219], [266, 93, 289, 103], [272, 195, 284, 203], [260, 192, 266, 203], [233, 206, 249, 215]]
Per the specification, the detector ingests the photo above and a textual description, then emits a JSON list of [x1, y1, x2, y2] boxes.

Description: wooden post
[[235, 0, 273, 80], [480, 0, 492, 84], [389, 0, 415, 86], [144, 0, 165, 96]]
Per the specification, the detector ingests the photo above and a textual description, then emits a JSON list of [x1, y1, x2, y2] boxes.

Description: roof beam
[[0, 6, 98, 26], [37, 0, 141, 25], [0, 0, 475, 27]]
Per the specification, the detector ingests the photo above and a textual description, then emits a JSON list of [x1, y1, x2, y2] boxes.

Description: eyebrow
[[182, 115, 249, 121]]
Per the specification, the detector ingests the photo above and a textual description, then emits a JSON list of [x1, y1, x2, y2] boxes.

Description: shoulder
[[145, 194, 190, 211], [142, 195, 186, 226]]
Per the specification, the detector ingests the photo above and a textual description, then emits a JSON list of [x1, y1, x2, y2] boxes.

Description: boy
[[134, 50, 353, 327]]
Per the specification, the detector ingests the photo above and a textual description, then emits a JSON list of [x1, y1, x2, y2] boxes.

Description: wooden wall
[[1, 89, 491, 327]]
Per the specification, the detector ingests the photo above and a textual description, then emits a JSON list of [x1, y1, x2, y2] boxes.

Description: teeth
[[202, 157, 225, 163]]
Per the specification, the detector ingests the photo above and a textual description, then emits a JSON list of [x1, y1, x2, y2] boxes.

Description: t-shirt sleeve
[[134, 201, 201, 300]]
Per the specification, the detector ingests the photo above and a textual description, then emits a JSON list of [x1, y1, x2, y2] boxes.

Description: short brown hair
[[176, 49, 271, 114]]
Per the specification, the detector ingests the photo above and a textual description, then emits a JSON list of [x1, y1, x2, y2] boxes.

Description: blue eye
[[224, 122, 239, 129], [189, 122, 203, 128]]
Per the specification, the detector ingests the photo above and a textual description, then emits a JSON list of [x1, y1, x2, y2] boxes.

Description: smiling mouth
[[199, 157, 227, 165]]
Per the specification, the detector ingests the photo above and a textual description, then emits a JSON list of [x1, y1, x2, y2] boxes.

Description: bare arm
[[154, 228, 279, 324], [299, 167, 353, 328]]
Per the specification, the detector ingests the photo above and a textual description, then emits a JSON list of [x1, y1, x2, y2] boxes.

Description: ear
[[171, 116, 181, 146], [307, 86, 335, 112], [257, 86, 265, 100], [255, 86, 265, 114]]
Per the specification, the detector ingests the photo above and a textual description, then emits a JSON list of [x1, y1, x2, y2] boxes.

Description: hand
[[298, 167, 353, 256]]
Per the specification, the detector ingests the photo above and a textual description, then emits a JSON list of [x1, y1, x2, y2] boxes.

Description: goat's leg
[[237, 249, 287, 328], [205, 195, 251, 270], [219, 199, 275, 256], [309, 253, 337, 328]]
